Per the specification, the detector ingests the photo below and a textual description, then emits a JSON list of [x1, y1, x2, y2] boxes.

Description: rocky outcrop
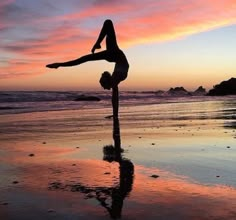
[[74, 95, 101, 101], [167, 87, 191, 96], [208, 78, 236, 96], [192, 86, 206, 96]]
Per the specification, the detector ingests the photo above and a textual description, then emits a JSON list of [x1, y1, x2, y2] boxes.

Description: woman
[[46, 19, 129, 118]]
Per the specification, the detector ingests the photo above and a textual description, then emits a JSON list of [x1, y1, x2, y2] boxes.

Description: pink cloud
[[0, 0, 14, 7], [115, 0, 236, 46], [1, 0, 236, 79]]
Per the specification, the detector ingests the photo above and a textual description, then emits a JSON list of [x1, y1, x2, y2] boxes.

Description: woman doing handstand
[[46, 19, 129, 118]]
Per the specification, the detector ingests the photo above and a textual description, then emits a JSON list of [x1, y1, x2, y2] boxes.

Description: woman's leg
[[93, 19, 119, 52], [47, 51, 109, 68]]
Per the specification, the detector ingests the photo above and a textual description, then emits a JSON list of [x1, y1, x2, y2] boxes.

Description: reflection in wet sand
[[49, 117, 134, 219], [1, 98, 236, 219], [45, 117, 236, 219], [2, 150, 236, 219]]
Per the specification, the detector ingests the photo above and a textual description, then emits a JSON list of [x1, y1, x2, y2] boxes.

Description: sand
[[0, 100, 236, 220]]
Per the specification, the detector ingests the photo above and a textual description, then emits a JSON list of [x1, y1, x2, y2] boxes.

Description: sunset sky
[[0, 0, 236, 91]]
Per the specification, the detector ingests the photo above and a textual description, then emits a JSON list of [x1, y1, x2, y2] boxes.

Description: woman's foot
[[46, 63, 60, 69], [91, 43, 101, 53]]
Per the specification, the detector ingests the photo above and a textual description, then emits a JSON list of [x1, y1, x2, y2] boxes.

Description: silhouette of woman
[[46, 19, 129, 118]]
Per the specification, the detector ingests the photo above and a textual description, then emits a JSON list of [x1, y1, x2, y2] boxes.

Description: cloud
[[115, 0, 236, 46], [0, 0, 14, 7], [1, 0, 236, 79]]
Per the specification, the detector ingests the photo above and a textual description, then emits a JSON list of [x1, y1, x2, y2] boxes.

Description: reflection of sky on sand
[[1, 156, 236, 220], [1, 98, 236, 219]]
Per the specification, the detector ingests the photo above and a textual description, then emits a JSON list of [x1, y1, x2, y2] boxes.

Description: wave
[[0, 91, 211, 103], [0, 91, 235, 115], [0, 91, 83, 103]]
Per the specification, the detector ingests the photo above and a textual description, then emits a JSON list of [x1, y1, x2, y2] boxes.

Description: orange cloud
[[116, 0, 236, 46], [1, 0, 236, 79]]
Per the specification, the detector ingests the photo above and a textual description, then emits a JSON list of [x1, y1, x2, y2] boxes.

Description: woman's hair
[[100, 71, 112, 90]]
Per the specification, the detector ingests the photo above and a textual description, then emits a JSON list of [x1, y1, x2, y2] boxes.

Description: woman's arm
[[112, 86, 119, 119]]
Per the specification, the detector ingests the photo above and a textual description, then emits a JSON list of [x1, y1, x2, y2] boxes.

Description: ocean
[[1, 90, 235, 116]]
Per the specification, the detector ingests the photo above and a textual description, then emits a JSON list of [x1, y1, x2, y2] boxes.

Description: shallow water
[[0, 95, 236, 219]]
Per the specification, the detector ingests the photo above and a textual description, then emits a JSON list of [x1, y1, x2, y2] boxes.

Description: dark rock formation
[[74, 95, 101, 101], [168, 87, 191, 96], [208, 78, 236, 96], [154, 90, 165, 96], [192, 86, 206, 96]]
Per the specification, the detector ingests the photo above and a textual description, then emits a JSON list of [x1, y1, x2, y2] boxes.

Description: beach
[[0, 92, 236, 220]]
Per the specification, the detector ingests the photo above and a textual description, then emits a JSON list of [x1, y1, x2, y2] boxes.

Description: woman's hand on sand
[[91, 43, 101, 54], [46, 63, 60, 69]]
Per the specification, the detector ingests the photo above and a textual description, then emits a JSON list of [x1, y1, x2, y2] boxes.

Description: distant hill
[[208, 78, 236, 96]]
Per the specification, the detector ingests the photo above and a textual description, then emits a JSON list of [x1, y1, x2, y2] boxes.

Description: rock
[[74, 95, 101, 101], [49, 182, 62, 189], [28, 153, 35, 157], [168, 87, 191, 96], [208, 78, 236, 96], [150, 174, 159, 178], [154, 90, 165, 96], [105, 115, 113, 119], [42, 142, 46, 144], [192, 86, 207, 96]]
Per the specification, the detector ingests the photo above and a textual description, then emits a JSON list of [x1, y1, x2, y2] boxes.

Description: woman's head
[[100, 71, 112, 90]]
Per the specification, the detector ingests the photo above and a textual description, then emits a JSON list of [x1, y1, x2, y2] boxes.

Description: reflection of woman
[[103, 148, 134, 219], [46, 19, 129, 118], [102, 116, 134, 219], [49, 116, 134, 219]]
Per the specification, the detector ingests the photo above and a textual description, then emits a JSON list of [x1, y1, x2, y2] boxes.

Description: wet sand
[[0, 99, 236, 220]]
